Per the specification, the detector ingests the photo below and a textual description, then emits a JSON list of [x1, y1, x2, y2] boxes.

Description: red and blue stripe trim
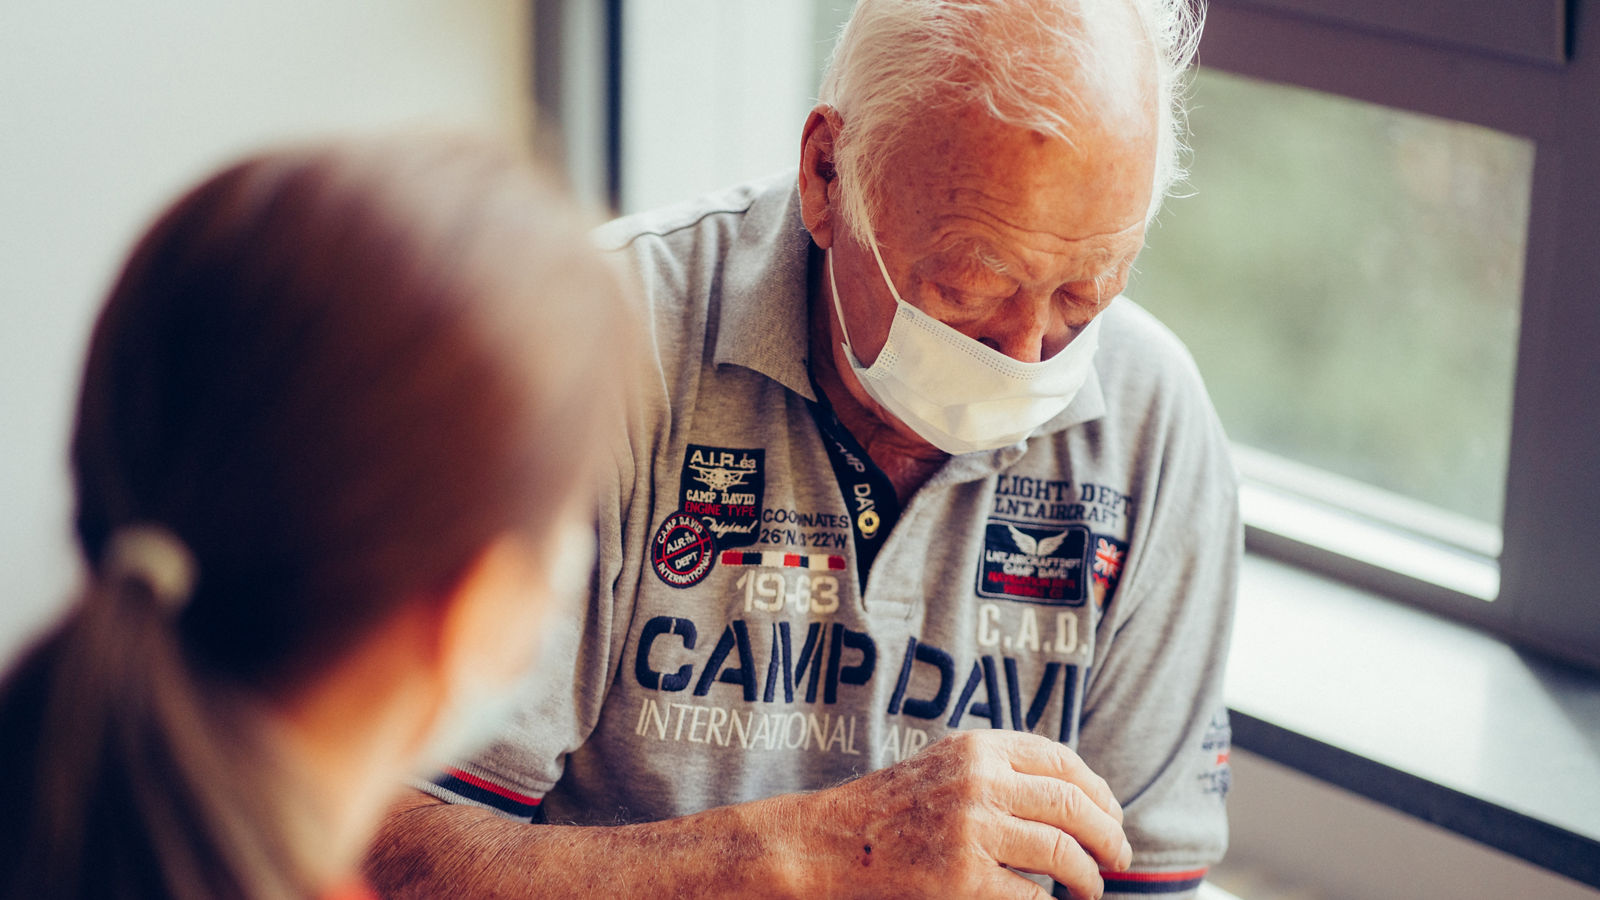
[[432, 767, 542, 819], [1102, 868, 1209, 895]]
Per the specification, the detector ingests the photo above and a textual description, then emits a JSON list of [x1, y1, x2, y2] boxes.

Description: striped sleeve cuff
[[1100, 868, 1209, 895], [423, 766, 544, 821]]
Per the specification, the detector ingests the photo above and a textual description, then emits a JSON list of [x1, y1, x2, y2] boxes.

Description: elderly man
[[368, 0, 1237, 897]]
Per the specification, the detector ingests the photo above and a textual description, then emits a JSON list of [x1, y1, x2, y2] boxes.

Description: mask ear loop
[[865, 237, 906, 304], [826, 249, 859, 359], [827, 240, 905, 365]]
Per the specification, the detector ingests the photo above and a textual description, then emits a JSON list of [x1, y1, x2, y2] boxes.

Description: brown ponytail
[[0, 135, 632, 899], [15, 567, 303, 899]]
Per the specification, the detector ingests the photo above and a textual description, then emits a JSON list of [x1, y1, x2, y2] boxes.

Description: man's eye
[[1054, 288, 1094, 309], [1059, 276, 1122, 305], [938, 281, 1009, 306], [937, 284, 982, 306]]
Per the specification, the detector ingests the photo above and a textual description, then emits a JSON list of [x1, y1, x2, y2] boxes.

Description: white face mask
[[828, 243, 1104, 455]]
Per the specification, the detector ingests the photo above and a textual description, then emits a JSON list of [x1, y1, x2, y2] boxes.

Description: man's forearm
[[367, 733, 1131, 899], [363, 788, 819, 899]]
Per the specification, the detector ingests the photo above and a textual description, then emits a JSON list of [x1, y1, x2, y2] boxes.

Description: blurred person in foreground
[[0, 136, 633, 900], [372, 0, 1238, 898]]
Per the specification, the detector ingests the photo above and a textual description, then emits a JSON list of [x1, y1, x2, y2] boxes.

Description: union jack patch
[[1089, 534, 1128, 609]]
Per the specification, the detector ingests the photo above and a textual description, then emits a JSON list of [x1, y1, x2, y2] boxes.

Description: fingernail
[[1117, 838, 1133, 871]]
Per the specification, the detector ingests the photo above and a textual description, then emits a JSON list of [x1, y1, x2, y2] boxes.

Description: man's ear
[[798, 104, 843, 249]]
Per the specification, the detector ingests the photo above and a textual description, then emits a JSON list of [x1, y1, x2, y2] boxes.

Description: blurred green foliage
[[1130, 70, 1532, 524]]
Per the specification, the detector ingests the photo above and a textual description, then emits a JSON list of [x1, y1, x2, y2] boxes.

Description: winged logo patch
[[977, 520, 1090, 606], [1004, 524, 1072, 558]]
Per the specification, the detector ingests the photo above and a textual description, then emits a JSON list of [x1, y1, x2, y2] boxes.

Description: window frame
[[531, 0, 623, 213], [1198, 0, 1600, 673]]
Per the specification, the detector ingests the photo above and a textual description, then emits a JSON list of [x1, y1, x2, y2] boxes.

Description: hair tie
[[103, 524, 198, 613]]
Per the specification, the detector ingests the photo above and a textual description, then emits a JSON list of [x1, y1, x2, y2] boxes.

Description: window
[[544, 0, 1600, 675], [1131, 70, 1532, 530], [1128, 69, 1529, 602], [1189, 0, 1599, 672]]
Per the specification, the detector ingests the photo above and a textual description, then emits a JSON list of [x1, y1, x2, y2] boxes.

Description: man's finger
[[999, 732, 1124, 824], [1006, 772, 1131, 872], [988, 815, 1105, 899]]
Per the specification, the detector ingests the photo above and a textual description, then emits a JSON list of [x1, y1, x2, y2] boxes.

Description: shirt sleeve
[[1072, 334, 1242, 898], [412, 267, 665, 822], [410, 422, 642, 820]]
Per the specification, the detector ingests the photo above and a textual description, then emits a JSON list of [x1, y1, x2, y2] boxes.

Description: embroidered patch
[[1199, 709, 1232, 796], [651, 512, 716, 588], [680, 444, 764, 548], [1089, 534, 1128, 609], [975, 520, 1090, 605]]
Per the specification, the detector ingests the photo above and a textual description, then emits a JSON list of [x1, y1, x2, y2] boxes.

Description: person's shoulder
[[1091, 296, 1235, 472], [591, 173, 797, 320], [0, 626, 62, 740], [593, 173, 793, 253], [0, 626, 64, 874], [589, 174, 805, 414], [1095, 295, 1210, 402]]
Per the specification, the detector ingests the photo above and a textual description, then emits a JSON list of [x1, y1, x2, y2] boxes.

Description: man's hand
[[366, 730, 1127, 899], [807, 729, 1130, 899]]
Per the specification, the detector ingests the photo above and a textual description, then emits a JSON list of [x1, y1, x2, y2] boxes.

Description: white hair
[[817, 0, 1204, 244]]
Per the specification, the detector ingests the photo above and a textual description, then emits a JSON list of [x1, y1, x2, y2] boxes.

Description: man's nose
[[979, 292, 1067, 363]]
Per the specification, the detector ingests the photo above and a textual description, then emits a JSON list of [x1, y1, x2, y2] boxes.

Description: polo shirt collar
[[712, 175, 817, 401]]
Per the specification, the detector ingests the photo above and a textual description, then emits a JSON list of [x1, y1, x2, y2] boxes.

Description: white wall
[[0, 0, 533, 664], [618, 0, 817, 214]]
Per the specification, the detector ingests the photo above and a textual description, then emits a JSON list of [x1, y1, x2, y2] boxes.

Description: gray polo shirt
[[425, 174, 1239, 897]]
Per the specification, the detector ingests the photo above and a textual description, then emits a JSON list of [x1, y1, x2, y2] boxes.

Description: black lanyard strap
[[805, 378, 902, 593]]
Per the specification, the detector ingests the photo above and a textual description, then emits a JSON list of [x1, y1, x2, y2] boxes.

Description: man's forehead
[[915, 164, 1149, 258], [883, 104, 1155, 218], [936, 181, 1150, 236]]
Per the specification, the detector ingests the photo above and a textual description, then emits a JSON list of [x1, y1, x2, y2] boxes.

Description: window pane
[[1130, 70, 1533, 526]]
